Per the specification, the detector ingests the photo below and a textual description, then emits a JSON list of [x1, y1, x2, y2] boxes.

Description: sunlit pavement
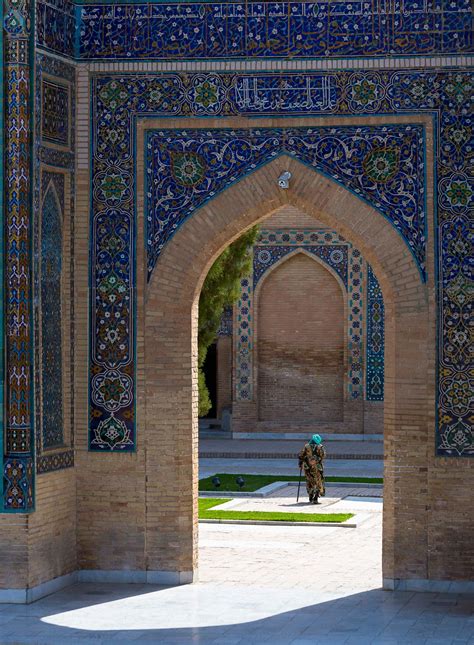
[[0, 500, 472, 644]]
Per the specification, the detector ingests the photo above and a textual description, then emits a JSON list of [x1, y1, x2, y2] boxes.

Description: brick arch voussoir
[[148, 155, 425, 315], [143, 156, 431, 581]]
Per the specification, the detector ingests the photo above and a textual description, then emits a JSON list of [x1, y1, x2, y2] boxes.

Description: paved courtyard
[[0, 483, 472, 644]]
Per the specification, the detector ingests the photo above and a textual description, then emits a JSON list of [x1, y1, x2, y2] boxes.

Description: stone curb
[[199, 519, 357, 528], [199, 481, 383, 498]]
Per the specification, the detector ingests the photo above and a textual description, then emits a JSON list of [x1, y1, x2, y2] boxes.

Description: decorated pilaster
[[2, 0, 35, 510]]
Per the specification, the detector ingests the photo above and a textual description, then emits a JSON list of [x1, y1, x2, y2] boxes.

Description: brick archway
[[143, 155, 432, 586], [255, 250, 346, 425], [248, 246, 349, 430]]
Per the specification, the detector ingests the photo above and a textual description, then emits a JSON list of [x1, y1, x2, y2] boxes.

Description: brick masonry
[[222, 206, 384, 435], [257, 252, 345, 424], [0, 8, 472, 596]]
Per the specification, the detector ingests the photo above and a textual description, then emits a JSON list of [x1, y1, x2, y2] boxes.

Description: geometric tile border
[[233, 230, 368, 402], [77, 1, 473, 61], [2, 0, 35, 510], [89, 68, 473, 456]]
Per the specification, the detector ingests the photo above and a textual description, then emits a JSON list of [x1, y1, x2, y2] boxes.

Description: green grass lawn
[[199, 473, 383, 492], [199, 498, 353, 523]]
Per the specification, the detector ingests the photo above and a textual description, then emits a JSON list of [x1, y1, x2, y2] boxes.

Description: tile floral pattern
[[36, 0, 75, 58], [78, 0, 473, 60], [34, 54, 76, 477], [234, 233, 367, 402], [366, 265, 384, 401], [145, 126, 426, 280], [90, 69, 473, 456]]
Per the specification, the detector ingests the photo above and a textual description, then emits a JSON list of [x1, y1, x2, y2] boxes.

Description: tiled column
[[2, 0, 35, 512]]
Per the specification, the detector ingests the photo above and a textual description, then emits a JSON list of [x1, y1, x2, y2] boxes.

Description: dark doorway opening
[[202, 342, 217, 418]]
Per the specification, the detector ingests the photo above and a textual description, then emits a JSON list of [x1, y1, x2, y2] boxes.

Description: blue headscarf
[[310, 434, 322, 446]]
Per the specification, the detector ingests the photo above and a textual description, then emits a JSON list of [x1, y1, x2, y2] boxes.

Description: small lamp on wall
[[212, 476, 221, 489], [278, 171, 292, 189], [236, 476, 245, 490]]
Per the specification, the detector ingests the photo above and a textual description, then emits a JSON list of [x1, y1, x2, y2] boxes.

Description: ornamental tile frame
[[77, 0, 473, 61], [236, 231, 367, 403], [366, 264, 385, 401], [33, 53, 76, 475], [145, 125, 425, 279], [2, 0, 36, 509], [128, 120, 423, 449], [90, 68, 473, 457]]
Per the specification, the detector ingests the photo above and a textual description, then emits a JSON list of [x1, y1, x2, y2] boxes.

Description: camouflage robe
[[298, 443, 326, 500]]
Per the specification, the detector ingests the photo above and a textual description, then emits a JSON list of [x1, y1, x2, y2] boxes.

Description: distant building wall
[[257, 253, 344, 424]]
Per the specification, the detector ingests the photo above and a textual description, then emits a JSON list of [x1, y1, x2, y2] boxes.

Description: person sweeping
[[298, 434, 326, 504]]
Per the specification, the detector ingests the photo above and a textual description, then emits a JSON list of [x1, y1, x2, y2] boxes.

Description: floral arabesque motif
[[90, 69, 473, 457], [77, 1, 473, 60], [366, 265, 385, 401], [147, 125, 425, 281], [170, 151, 207, 187], [363, 148, 399, 183]]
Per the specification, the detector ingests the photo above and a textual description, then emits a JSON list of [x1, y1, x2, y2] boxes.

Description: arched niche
[[255, 250, 346, 424]]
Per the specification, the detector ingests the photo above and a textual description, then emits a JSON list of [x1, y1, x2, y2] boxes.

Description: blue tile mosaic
[[253, 245, 348, 287], [89, 69, 473, 456], [78, 0, 473, 60], [366, 264, 384, 402], [33, 53, 76, 475], [41, 79, 70, 147], [145, 126, 426, 280], [3, 0, 35, 510], [36, 0, 75, 58], [40, 186, 64, 449]]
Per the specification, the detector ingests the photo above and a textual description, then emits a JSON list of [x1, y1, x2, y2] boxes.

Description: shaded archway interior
[[143, 157, 431, 585]]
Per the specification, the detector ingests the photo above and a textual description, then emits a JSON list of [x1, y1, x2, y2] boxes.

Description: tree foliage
[[198, 226, 259, 417]]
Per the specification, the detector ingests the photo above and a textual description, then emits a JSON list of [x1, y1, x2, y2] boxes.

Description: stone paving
[[0, 454, 468, 643], [0, 492, 472, 644], [199, 438, 384, 460], [207, 485, 383, 517]]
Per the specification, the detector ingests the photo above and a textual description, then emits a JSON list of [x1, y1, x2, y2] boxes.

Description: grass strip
[[199, 498, 353, 524], [199, 473, 382, 492]]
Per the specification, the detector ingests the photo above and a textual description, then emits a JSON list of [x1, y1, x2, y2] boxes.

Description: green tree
[[198, 226, 259, 417]]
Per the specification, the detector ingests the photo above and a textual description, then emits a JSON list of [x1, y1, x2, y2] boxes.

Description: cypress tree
[[198, 226, 259, 417]]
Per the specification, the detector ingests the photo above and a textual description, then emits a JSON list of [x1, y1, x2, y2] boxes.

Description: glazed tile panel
[[145, 126, 426, 280], [36, 0, 75, 58], [366, 264, 384, 401], [253, 244, 348, 287], [3, 0, 35, 509], [40, 187, 64, 449], [78, 0, 473, 60], [34, 53, 76, 475], [90, 69, 473, 457]]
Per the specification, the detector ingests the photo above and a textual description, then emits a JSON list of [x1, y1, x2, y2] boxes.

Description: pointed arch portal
[[141, 155, 432, 587]]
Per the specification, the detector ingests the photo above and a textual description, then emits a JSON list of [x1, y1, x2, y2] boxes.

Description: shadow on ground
[[0, 583, 472, 644]]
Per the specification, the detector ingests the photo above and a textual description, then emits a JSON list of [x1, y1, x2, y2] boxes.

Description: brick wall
[[262, 206, 326, 228], [257, 252, 344, 423], [2, 99, 472, 597]]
